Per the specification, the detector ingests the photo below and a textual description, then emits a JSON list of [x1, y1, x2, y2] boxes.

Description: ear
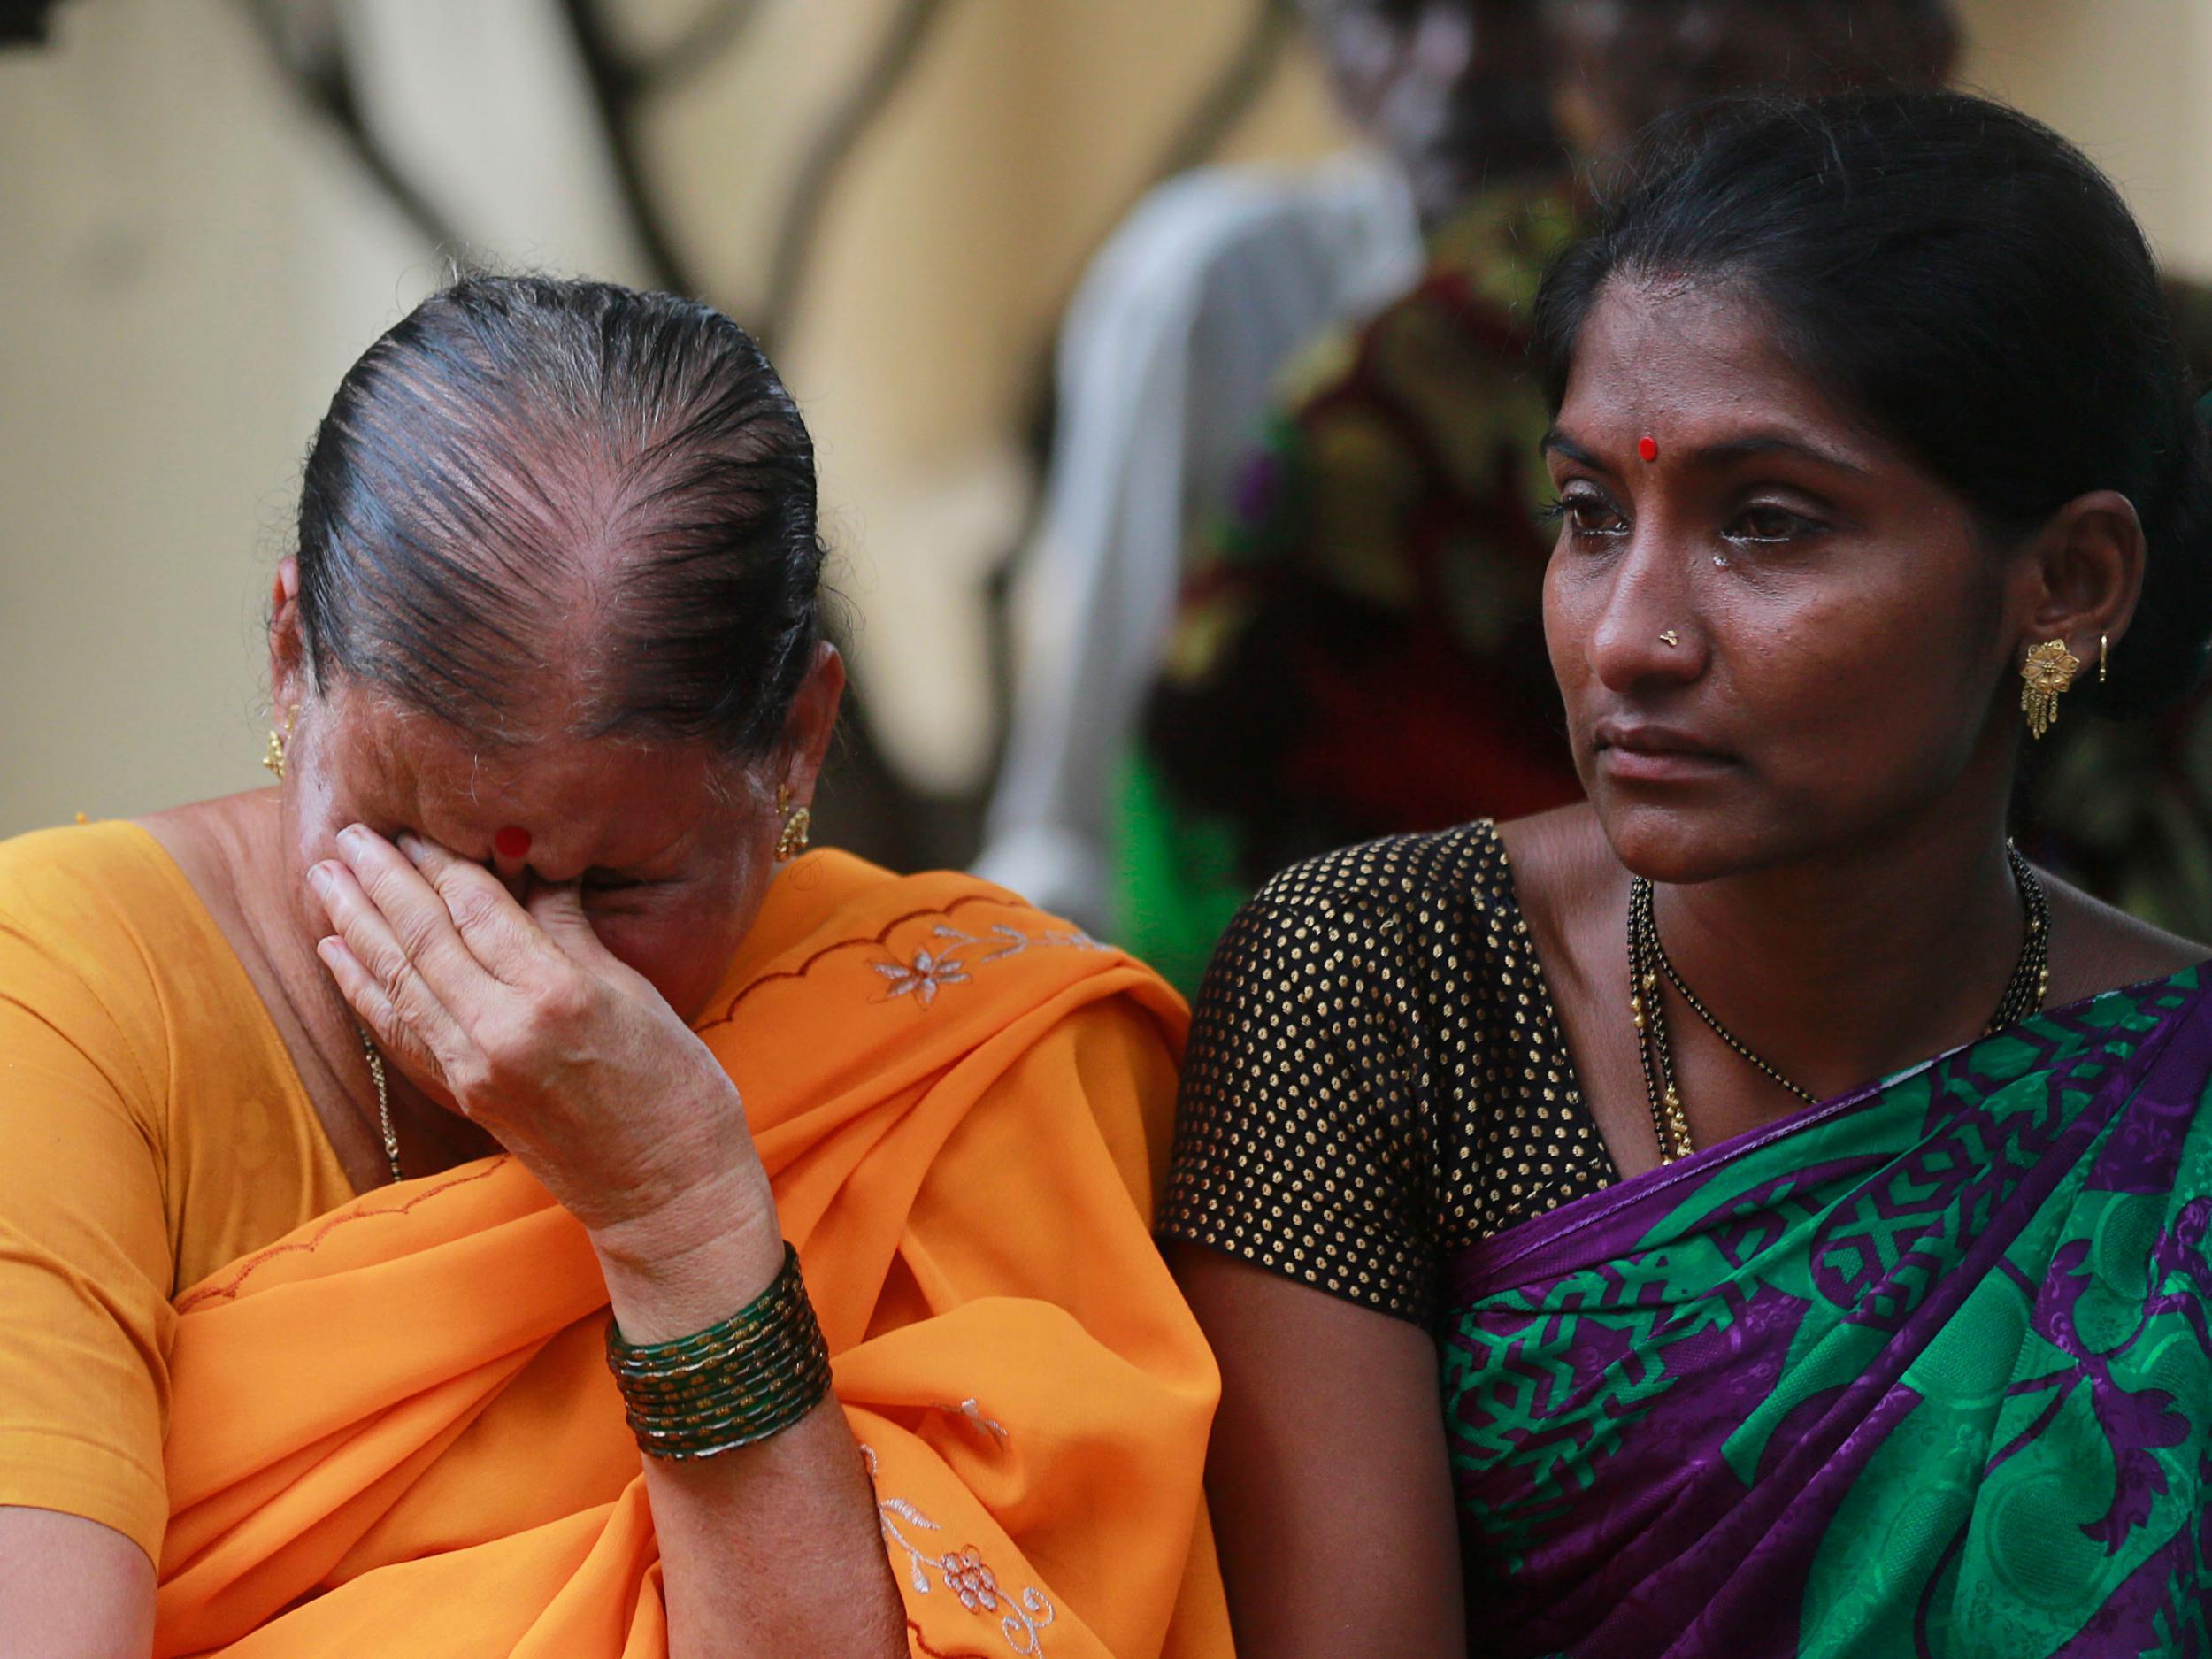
[[267, 557, 307, 715], [2015, 489, 2144, 669], [774, 641, 846, 808]]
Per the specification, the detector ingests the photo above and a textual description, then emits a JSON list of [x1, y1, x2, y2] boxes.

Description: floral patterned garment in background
[[1443, 965, 2212, 1659], [1124, 180, 1587, 990]]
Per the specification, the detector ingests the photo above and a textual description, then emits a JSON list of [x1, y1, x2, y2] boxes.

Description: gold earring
[[262, 706, 296, 781], [2020, 639, 2081, 740], [1659, 630, 1680, 649], [774, 786, 812, 862]]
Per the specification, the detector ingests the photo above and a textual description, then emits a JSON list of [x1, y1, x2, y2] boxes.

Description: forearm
[[638, 1399, 905, 1658], [595, 1192, 905, 1659]]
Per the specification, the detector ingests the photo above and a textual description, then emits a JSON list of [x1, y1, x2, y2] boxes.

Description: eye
[[1724, 503, 1824, 546], [1540, 490, 1629, 541]]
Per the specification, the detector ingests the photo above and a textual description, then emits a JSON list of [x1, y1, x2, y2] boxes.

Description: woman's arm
[[0, 1509, 154, 1659], [1156, 852, 1487, 1655], [0, 836, 202, 1659], [311, 829, 910, 1658], [1169, 1244, 1466, 1659], [587, 1183, 906, 1656]]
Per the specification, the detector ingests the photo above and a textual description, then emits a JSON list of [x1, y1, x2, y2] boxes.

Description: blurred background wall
[[3, 0, 2208, 849]]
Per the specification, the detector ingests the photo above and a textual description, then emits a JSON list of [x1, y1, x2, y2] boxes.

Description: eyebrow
[[1540, 427, 1873, 479]]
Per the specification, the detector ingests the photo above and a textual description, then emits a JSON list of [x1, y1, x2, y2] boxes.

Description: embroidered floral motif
[[872, 944, 972, 1005], [941, 1548, 1001, 1611], [862, 1446, 1056, 1655], [870, 923, 1104, 1011]]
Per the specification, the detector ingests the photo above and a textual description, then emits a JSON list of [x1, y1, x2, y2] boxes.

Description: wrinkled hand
[[308, 826, 772, 1264]]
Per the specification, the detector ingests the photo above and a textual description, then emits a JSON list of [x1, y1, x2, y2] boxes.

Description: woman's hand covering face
[[308, 826, 762, 1238]]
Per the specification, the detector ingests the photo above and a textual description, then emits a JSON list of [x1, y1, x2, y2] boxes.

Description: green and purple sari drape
[[1443, 966, 2212, 1658]]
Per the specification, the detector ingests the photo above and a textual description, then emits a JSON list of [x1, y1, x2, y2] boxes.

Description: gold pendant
[[1659, 1085, 1694, 1163]]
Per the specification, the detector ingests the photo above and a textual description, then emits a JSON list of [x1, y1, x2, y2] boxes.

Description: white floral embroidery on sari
[[862, 1445, 1056, 1655], [871, 923, 1104, 1010]]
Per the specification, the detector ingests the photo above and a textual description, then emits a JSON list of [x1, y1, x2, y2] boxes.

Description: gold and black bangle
[[604, 1240, 833, 1461]]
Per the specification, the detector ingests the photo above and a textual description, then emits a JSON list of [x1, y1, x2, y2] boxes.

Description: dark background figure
[[1297, 0, 1558, 226]]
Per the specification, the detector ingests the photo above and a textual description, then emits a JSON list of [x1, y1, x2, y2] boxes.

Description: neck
[[1652, 795, 2027, 1102]]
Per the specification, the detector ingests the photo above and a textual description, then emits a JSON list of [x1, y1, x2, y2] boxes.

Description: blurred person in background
[[1167, 88, 2212, 1656], [1125, 0, 1961, 989], [0, 279, 1226, 1659], [974, 0, 1554, 935]]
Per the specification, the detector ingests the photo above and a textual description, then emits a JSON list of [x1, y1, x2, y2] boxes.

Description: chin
[[1589, 793, 1786, 887]]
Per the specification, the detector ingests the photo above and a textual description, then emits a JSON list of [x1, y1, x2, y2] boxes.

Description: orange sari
[[150, 852, 1229, 1658]]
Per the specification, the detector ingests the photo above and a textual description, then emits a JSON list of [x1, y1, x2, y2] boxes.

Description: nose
[[1584, 530, 1708, 695]]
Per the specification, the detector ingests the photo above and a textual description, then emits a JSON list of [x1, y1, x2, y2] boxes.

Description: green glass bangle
[[604, 1240, 832, 1461]]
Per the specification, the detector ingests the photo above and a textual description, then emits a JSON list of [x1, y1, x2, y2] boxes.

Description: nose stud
[[1659, 630, 1679, 648]]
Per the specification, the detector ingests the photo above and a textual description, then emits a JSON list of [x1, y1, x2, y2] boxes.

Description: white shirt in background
[[975, 150, 1422, 932]]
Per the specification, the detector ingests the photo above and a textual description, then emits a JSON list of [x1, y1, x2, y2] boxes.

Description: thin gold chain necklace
[[359, 1029, 403, 1185], [1628, 845, 2052, 1164]]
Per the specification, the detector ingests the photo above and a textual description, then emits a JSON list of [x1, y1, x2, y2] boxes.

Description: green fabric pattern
[[1440, 968, 2212, 1657]]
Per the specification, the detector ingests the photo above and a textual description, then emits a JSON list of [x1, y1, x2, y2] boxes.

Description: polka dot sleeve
[[1156, 824, 1618, 1328], [1158, 849, 1443, 1322]]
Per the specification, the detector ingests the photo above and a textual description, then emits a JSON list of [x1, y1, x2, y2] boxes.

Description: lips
[[1593, 717, 1729, 756], [1591, 718, 1735, 781]]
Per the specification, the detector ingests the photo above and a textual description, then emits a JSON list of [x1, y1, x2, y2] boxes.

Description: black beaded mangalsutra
[[1629, 844, 2050, 1164]]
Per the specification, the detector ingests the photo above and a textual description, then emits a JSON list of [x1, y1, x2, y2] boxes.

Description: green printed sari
[[1442, 965, 2212, 1657]]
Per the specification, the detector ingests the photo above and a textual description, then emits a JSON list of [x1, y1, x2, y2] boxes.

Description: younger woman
[[1166, 91, 2212, 1657]]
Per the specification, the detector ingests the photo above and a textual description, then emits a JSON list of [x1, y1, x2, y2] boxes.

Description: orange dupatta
[[151, 852, 1230, 1659]]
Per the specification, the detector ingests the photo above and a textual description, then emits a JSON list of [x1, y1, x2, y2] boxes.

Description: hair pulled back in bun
[[296, 275, 829, 757]]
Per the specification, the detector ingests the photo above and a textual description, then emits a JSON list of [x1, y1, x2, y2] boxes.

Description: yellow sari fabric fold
[[150, 852, 1230, 1658]]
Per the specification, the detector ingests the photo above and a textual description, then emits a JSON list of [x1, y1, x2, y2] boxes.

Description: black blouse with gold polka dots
[[1157, 820, 1620, 1330]]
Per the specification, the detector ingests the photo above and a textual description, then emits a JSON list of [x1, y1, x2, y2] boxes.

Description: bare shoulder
[[135, 788, 266, 861], [1492, 803, 1620, 983], [2040, 867, 2212, 1005], [134, 790, 275, 918], [1493, 803, 1615, 912]]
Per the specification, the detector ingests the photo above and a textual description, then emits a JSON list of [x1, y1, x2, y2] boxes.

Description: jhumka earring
[[774, 786, 813, 862], [2020, 639, 2081, 740], [262, 706, 296, 781]]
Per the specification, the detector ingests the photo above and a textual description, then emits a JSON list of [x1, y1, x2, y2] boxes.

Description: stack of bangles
[[603, 1240, 833, 1461]]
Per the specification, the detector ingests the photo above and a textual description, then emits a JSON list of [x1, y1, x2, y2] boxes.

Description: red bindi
[[1637, 434, 1660, 463], [494, 826, 532, 862]]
